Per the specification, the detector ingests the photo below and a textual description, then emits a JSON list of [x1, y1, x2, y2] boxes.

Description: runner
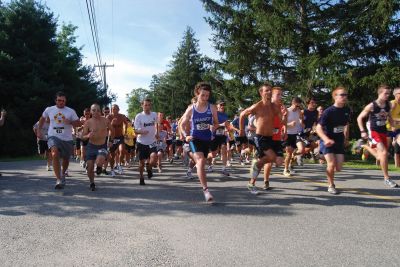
[[389, 87, 400, 167], [316, 86, 351, 194], [124, 119, 136, 167], [37, 91, 81, 189], [81, 104, 114, 191], [180, 82, 219, 202], [299, 97, 319, 163], [263, 87, 287, 190], [209, 100, 230, 176], [283, 97, 305, 176], [134, 99, 159, 185], [357, 85, 398, 188], [33, 117, 52, 171], [107, 104, 128, 176], [239, 82, 282, 195], [76, 108, 91, 169]]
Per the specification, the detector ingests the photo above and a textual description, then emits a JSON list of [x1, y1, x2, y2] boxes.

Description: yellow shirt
[[124, 126, 136, 146], [390, 100, 400, 130]]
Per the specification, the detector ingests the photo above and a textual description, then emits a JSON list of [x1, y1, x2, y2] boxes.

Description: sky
[[42, 0, 218, 116]]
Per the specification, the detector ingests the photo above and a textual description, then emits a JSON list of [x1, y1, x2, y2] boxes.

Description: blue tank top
[[369, 101, 390, 133], [190, 104, 213, 141]]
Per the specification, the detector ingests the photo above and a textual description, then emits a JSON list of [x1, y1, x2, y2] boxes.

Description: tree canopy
[[0, 0, 110, 156]]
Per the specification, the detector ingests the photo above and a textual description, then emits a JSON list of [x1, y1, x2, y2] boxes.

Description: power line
[[85, 0, 103, 82]]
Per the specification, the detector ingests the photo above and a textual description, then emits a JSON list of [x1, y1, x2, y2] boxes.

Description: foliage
[[0, 0, 110, 156]]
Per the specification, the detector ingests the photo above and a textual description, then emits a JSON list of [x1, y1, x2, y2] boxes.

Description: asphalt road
[[0, 158, 399, 266]]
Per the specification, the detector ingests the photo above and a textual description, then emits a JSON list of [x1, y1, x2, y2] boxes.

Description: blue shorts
[[86, 143, 108, 161], [320, 139, 345, 155]]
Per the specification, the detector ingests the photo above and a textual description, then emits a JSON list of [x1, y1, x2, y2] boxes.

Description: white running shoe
[[111, 170, 116, 177], [203, 189, 214, 202], [207, 165, 213, 173]]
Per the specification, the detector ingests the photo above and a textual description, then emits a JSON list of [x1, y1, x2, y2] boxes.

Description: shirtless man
[[82, 104, 114, 191], [107, 104, 128, 176], [239, 82, 282, 195]]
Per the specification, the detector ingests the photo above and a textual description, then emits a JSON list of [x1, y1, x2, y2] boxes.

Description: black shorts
[[175, 140, 183, 146], [272, 140, 284, 157], [189, 139, 211, 157], [253, 135, 274, 158], [136, 142, 157, 160], [125, 144, 135, 153], [37, 140, 48, 155], [284, 134, 301, 149], [228, 140, 235, 149], [210, 135, 227, 151], [166, 139, 173, 146], [110, 136, 125, 153], [235, 136, 248, 146]]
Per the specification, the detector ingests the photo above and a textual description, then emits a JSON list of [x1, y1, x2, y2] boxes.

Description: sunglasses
[[91, 109, 100, 112], [336, 93, 348, 97], [56, 99, 65, 102]]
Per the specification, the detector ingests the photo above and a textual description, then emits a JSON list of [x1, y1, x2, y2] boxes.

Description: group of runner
[[33, 82, 398, 202]]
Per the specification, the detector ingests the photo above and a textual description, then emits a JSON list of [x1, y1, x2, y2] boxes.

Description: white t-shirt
[[42, 105, 79, 141], [33, 121, 49, 141], [134, 111, 158, 145]]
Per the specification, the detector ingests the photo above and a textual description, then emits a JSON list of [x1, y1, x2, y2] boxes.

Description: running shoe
[[90, 183, 96, 191], [203, 188, 214, 202], [80, 160, 84, 167], [226, 160, 231, 167], [55, 180, 63, 190], [110, 170, 116, 177], [222, 169, 230, 176], [64, 169, 70, 177], [247, 183, 259, 195], [157, 167, 162, 173], [102, 169, 109, 175], [117, 165, 123, 175], [384, 179, 398, 188], [245, 159, 250, 164], [283, 169, 291, 177], [96, 166, 102, 175], [289, 166, 296, 174], [186, 170, 193, 179], [328, 185, 338, 194], [250, 159, 260, 179], [263, 181, 270, 190], [296, 155, 303, 166], [46, 165, 51, 171], [140, 178, 146, 185], [207, 165, 213, 173]]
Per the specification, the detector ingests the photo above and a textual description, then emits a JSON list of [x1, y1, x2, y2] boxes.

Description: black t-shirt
[[318, 105, 351, 142], [303, 109, 319, 131]]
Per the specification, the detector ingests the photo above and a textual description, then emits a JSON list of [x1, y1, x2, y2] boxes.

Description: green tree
[[0, 0, 109, 157]]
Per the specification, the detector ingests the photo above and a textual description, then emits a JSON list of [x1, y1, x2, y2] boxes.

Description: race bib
[[273, 128, 280, 134], [333, 126, 344, 133], [215, 128, 225, 135], [196, 123, 210, 131], [149, 142, 157, 148], [304, 128, 311, 133], [53, 127, 64, 134], [98, 148, 108, 156], [376, 120, 386, 126]]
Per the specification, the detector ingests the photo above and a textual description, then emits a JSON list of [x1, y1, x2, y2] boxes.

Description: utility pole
[[95, 63, 114, 107]]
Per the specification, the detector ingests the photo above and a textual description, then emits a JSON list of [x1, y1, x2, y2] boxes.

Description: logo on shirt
[[54, 112, 65, 124], [144, 122, 155, 127]]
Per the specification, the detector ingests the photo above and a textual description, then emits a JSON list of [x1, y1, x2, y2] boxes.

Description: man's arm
[[179, 105, 193, 141], [357, 103, 372, 139], [210, 104, 219, 130], [0, 110, 6, 127], [239, 104, 256, 136]]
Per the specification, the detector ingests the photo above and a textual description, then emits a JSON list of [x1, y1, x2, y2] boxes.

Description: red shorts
[[370, 131, 388, 148]]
